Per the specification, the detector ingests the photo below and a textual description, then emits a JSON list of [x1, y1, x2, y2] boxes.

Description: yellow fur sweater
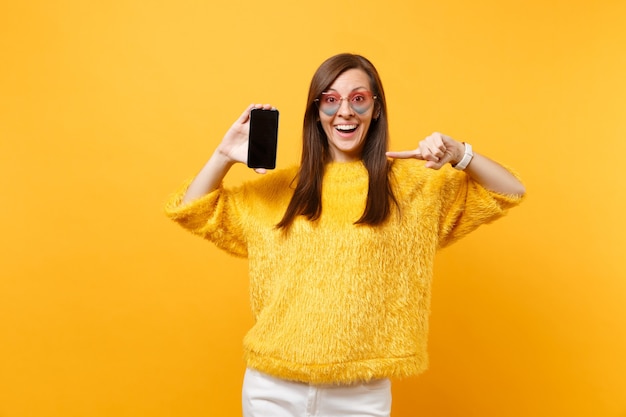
[[165, 159, 523, 384]]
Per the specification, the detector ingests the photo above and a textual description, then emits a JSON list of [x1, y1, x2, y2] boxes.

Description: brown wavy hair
[[276, 53, 397, 229]]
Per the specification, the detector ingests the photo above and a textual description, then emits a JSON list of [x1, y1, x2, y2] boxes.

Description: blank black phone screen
[[248, 109, 279, 169]]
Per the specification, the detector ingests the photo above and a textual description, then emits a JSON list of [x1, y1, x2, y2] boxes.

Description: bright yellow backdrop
[[1, 1, 624, 416]]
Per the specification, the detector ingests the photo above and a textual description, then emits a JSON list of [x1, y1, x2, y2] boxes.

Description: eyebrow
[[323, 86, 370, 93]]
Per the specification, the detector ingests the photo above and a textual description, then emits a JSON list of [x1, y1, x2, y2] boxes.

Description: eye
[[322, 94, 339, 104], [351, 93, 367, 103]]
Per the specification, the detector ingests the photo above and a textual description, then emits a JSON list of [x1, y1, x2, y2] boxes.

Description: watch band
[[453, 142, 473, 171]]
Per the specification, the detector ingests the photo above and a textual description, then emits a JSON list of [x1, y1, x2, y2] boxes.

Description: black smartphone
[[248, 108, 279, 169]]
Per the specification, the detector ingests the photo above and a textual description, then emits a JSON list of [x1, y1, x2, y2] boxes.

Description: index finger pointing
[[386, 150, 423, 160]]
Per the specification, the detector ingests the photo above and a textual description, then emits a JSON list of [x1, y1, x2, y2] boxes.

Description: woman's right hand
[[217, 103, 274, 169], [181, 103, 274, 204]]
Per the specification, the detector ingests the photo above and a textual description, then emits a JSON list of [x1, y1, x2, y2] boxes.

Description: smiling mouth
[[335, 124, 358, 133]]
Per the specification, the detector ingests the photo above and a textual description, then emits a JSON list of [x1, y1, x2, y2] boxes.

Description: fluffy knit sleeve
[[436, 167, 524, 248], [390, 159, 524, 249], [164, 180, 248, 257]]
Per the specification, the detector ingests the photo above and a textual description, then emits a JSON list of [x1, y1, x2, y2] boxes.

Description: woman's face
[[318, 69, 377, 162]]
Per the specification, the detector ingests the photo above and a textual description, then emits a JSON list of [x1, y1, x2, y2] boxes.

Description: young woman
[[165, 53, 525, 417]]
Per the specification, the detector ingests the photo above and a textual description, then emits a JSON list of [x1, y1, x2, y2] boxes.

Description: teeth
[[336, 124, 358, 131]]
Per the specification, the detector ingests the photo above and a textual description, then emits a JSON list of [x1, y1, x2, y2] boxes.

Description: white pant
[[242, 368, 392, 417]]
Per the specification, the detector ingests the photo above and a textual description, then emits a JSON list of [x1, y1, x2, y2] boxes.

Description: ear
[[373, 102, 381, 120]]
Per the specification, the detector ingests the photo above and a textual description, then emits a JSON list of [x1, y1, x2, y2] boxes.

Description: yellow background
[[1, 1, 625, 416]]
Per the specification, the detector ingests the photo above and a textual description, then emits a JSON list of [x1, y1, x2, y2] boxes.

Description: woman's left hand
[[386, 132, 465, 170]]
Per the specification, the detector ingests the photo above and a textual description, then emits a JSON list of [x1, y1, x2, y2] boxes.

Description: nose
[[336, 98, 354, 117]]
